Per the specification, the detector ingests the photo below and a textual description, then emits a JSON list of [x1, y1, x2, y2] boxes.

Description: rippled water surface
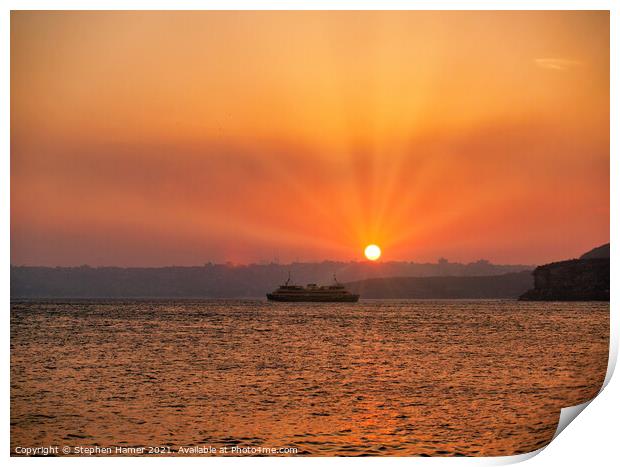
[[11, 300, 608, 456]]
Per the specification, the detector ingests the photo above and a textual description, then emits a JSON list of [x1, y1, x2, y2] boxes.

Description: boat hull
[[266, 293, 359, 302]]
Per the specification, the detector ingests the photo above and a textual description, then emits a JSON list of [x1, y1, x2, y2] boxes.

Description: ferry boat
[[266, 274, 359, 302]]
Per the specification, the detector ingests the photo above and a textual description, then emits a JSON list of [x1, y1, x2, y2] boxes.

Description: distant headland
[[11, 259, 532, 299]]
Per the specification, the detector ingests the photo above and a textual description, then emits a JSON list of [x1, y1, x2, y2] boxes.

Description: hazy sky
[[11, 11, 609, 266]]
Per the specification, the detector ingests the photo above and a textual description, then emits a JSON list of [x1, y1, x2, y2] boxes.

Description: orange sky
[[11, 11, 609, 266]]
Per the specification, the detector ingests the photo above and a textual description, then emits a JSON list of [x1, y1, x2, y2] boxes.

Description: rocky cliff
[[519, 244, 609, 301]]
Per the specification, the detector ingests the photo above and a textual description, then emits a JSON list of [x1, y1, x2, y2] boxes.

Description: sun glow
[[364, 244, 382, 261], [9, 12, 610, 266]]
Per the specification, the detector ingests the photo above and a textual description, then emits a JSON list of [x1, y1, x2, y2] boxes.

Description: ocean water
[[10, 299, 609, 457]]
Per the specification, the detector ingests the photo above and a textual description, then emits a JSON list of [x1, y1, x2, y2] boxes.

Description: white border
[[2, 1, 616, 465]]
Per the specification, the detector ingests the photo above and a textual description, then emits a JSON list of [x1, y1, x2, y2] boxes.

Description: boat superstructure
[[266, 274, 359, 302]]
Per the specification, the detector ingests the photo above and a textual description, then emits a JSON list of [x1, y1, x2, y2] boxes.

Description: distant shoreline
[[11, 261, 534, 300], [12, 245, 608, 301], [10, 271, 534, 300]]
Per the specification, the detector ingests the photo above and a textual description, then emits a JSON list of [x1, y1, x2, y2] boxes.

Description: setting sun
[[364, 244, 382, 261]]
